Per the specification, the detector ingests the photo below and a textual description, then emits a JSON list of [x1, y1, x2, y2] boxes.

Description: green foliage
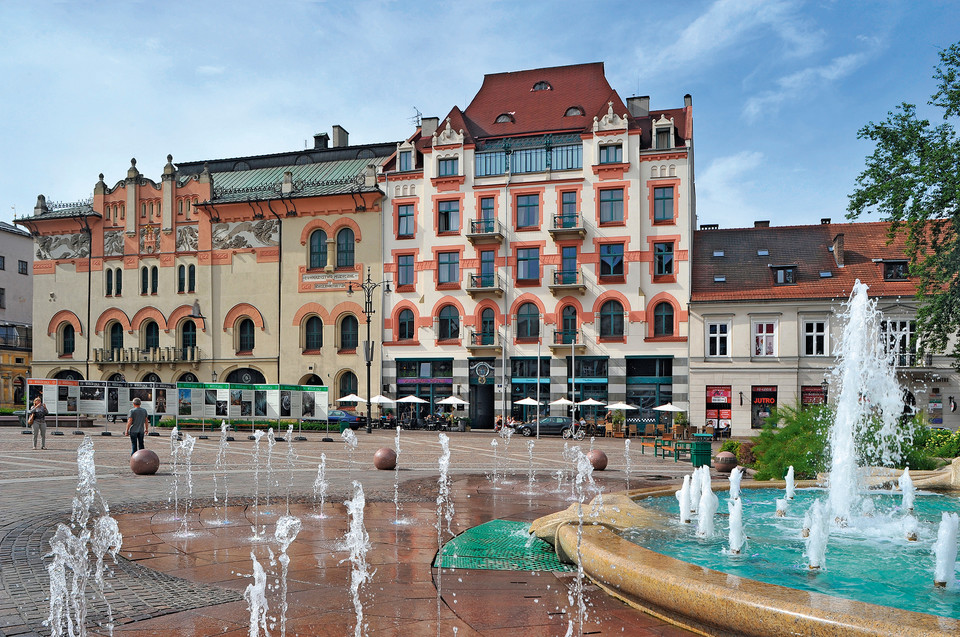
[[718, 440, 741, 455], [848, 41, 960, 366], [736, 441, 756, 467], [674, 411, 689, 426], [749, 404, 831, 481], [918, 426, 960, 459], [611, 410, 625, 427]]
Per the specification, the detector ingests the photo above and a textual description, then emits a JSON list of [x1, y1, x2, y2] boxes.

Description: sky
[[1, 0, 957, 230]]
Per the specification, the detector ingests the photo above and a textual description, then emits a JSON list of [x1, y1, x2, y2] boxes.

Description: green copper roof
[[210, 156, 384, 203]]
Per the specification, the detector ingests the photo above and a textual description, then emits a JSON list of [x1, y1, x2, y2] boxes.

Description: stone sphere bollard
[[373, 447, 397, 470], [130, 449, 160, 475], [587, 449, 608, 471], [714, 451, 738, 474]]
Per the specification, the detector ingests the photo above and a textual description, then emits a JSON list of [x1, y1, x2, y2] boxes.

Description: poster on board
[[78, 381, 108, 414], [301, 385, 329, 420], [154, 383, 176, 415]]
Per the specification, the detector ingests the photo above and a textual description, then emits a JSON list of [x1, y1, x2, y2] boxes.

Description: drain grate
[[434, 519, 573, 572]]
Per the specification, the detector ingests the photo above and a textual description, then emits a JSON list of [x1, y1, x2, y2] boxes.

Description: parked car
[[326, 409, 367, 429], [512, 416, 576, 438]]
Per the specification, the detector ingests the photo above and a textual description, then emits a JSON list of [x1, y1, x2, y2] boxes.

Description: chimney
[[627, 96, 649, 118], [314, 133, 329, 149], [821, 218, 831, 225], [421, 116, 439, 138], [832, 233, 845, 267], [331, 125, 349, 148], [684, 94, 693, 108], [754, 220, 770, 228]]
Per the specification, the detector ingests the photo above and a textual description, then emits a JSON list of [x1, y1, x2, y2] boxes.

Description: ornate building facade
[[0, 221, 33, 407]]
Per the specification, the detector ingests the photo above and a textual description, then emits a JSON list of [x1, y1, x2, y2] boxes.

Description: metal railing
[[551, 269, 582, 285], [469, 273, 500, 289], [467, 329, 499, 347], [94, 346, 203, 363], [552, 212, 582, 229], [553, 329, 580, 345], [0, 336, 32, 350], [469, 218, 502, 234]]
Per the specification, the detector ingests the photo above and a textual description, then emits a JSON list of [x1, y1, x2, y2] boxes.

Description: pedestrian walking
[[28, 396, 48, 450], [125, 397, 149, 455]]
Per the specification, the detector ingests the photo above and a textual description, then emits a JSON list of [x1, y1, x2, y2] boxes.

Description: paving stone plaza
[[0, 423, 706, 636]]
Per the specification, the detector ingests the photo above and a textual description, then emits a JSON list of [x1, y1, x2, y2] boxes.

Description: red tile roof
[[692, 221, 916, 302]]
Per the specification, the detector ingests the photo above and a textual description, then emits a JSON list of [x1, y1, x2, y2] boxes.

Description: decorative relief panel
[[211, 220, 279, 249], [36, 233, 90, 260], [103, 230, 124, 257], [176, 225, 199, 252], [140, 226, 161, 254]]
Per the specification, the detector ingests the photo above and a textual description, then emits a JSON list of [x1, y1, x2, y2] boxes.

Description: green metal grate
[[434, 519, 573, 571]]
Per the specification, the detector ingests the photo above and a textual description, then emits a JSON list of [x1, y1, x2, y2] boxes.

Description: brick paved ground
[[0, 422, 713, 636]]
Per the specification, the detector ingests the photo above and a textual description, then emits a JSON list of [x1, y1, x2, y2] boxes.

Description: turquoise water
[[622, 488, 960, 619]]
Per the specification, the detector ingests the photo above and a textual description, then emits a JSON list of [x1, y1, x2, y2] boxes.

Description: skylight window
[[495, 113, 514, 124], [713, 250, 724, 257], [757, 249, 769, 256], [714, 275, 726, 283], [532, 81, 552, 91], [819, 271, 833, 278]]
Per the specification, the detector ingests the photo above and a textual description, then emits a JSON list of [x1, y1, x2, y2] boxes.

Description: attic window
[[713, 250, 724, 257], [883, 261, 908, 281], [772, 266, 797, 285], [564, 106, 585, 116], [495, 113, 514, 124], [819, 271, 833, 278], [714, 275, 726, 283], [757, 249, 769, 256], [532, 81, 552, 91]]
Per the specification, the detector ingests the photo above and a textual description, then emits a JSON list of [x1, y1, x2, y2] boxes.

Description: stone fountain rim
[[535, 483, 960, 637]]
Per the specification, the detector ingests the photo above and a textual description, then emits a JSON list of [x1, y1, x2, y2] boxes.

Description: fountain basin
[[534, 484, 960, 637]]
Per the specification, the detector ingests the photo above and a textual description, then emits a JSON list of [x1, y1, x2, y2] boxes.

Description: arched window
[[150, 266, 158, 294], [144, 321, 159, 350], [339, 371, 358, 399], [654, 302, 674, 337], [532, 80, 552, 91], [237, 318, 255, 352], [140, 267, 148, 295], [105, 269, 113, 296], [516, 302, 540, 339], [336, 228, 354, 268], [142, 372, 161, 383], [340, 315, 359, 350], [181, 321, 197, 358], [564, 106, 585, 117], [61, 324, 75, 356], [305, 316, 323, 350], [438, 305, 460, 341], [599, 300, 624, 337], [188, 265, 196, 292], [397, 309, 414, 341], [178, 265, 186, 293], [114, 268, 122, 296], [309, 230, 328, 269], [109, 322, 123, 351], [561, 306, 577, 344], [480, 307, 495, 345]]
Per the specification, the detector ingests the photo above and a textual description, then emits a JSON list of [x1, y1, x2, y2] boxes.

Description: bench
[[657, 437, 678, 461], [639, 435, 659, 454], [672, 441, 693, 462]]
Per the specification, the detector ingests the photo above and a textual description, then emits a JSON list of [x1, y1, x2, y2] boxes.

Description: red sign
[[801, 386, 826, 405], [706, 409, 718, 420], [706, 385, 731, 404], [719, 409, 732, 419]]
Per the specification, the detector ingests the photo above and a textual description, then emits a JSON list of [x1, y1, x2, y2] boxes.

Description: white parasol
[[437, 396, 469, 406], [337, 393, 366, 403], [514, 397, 541, 406], [369, 395, 395, 404], [606, 402, 637, 410], [396, 395, 428, 403]]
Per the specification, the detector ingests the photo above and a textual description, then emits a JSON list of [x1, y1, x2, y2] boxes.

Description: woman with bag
[[28, 396, 48, 450]]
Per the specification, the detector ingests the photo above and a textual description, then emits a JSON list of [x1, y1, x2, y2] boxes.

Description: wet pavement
[[0, 423, 710, 636]]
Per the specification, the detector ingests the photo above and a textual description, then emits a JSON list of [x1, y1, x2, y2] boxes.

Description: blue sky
[[1, 0, 957, 230]]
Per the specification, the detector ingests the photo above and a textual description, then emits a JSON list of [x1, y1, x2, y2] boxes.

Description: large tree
[[848, 42, 960, 364]]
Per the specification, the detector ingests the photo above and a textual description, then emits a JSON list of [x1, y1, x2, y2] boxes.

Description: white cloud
[[697, 151, 766, 227]]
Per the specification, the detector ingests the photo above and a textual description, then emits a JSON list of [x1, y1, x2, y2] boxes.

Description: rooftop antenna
[[409, 107, 422, 127]]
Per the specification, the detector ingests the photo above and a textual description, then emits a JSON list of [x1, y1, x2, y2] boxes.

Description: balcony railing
[[466, 218, 504, 243], [0, 336, 32, 350], [94, 346, 203, 365], [466, 272, 504, 297], [548, 268, 586, 295], [549, 212, 586, 238], [548, 328, 586, 353], [466, 329, 501, 350], [889, 351, 933, 368]]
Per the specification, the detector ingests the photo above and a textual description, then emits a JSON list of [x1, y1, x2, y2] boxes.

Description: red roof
[[692, 221, 916, 302]]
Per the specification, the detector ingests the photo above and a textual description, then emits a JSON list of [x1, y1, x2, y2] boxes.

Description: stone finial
[[198, 162, 212, 184], [127, 158, 140, 180], [163, 154, 175, 177], [94, 173, 106, 195], [34, 195, 49, 216]]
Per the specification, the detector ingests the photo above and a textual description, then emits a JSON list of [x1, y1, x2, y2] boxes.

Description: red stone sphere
[[373, 447, 397, 470], [130, 449, 160, 475], [714, 451, 738, 474], [587, 449, 608, 471]]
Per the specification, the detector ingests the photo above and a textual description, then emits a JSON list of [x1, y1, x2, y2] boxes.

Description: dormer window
[[398, 150, 412, 172], [599, 144, 622, 164], [656, 128, 671, 149], [532, 81, 552, 91], [495, 113, 514, 124], [772, 265, 797, 285], [564, 106, 584, 116], [883, 261, 908, 281]]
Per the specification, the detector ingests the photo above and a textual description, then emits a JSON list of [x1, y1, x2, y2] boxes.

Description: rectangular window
[[398, 150, 412, 172], [397, 255, 414, 286], [654, 242, 674, 276], [654, 187, 673, 222], [707, 322, 729, 357], [753, 322, 777, 357], [551, 144, 582, 170], [438, 200, 459, 233], [0, 288, 4, 309], [561, 191, 577, 215], [599, 144, 622, 164], [397, 204, 414, 237], [517, 248, 539, 281], [17, 260, 27, 275], [516, 194, 539, 228], [881, 320, 917, 366], [511, 148, 547, 173], [773, 267, 796, 285], [599, 244, 624, 277], [884, 261, 908, 281], [599, 188, 624, 224], [804, 320, 827, 356], [479, 250, 495, 286], [0, 256, 5, 270], [438, 252, 459, 284], [656, 128, 671, 149], [438, 157, 458, 177], [477, 197, 495, 233], [475, 151, 506, 176]]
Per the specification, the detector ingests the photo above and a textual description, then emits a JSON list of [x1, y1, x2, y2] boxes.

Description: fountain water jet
[[696, 467, 718, 538], [243, 552, 269, 637], [675, 475, 692, 524], [312, 454, 328, 518], [341, 481, 373, 637], [785, 466, 795, 500], [274, 515, 302, 637], [727, 497, 745, 554], [728, 466, 743, 501], [933, 512, 958, 588], [214, 421, 230, 524], [899, 467, 916, 512]]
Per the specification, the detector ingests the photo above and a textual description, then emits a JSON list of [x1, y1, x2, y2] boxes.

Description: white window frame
[[706, 321, 731, 358], [803, 319, 828, 357], [752, 320, 778, 357]]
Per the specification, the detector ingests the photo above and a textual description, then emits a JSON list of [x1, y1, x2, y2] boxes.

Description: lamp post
[[820, 378, 829, 405], [348, 267, 390, 434]]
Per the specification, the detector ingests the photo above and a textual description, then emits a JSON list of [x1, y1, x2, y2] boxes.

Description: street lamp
[[820, 378, 829, 404], [348, 267, 390, 434]]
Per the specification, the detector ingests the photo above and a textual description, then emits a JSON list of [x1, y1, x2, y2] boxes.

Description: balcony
[[0, 336, 32, 351], [466, 273, 504, 298], [548, 268, 586, 295], [548, 212, 586, 239], [465, 329, 502, 355], [466, 218, 504, 244], [94, 346, 203, 369], [548, 329, 586, 355]]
